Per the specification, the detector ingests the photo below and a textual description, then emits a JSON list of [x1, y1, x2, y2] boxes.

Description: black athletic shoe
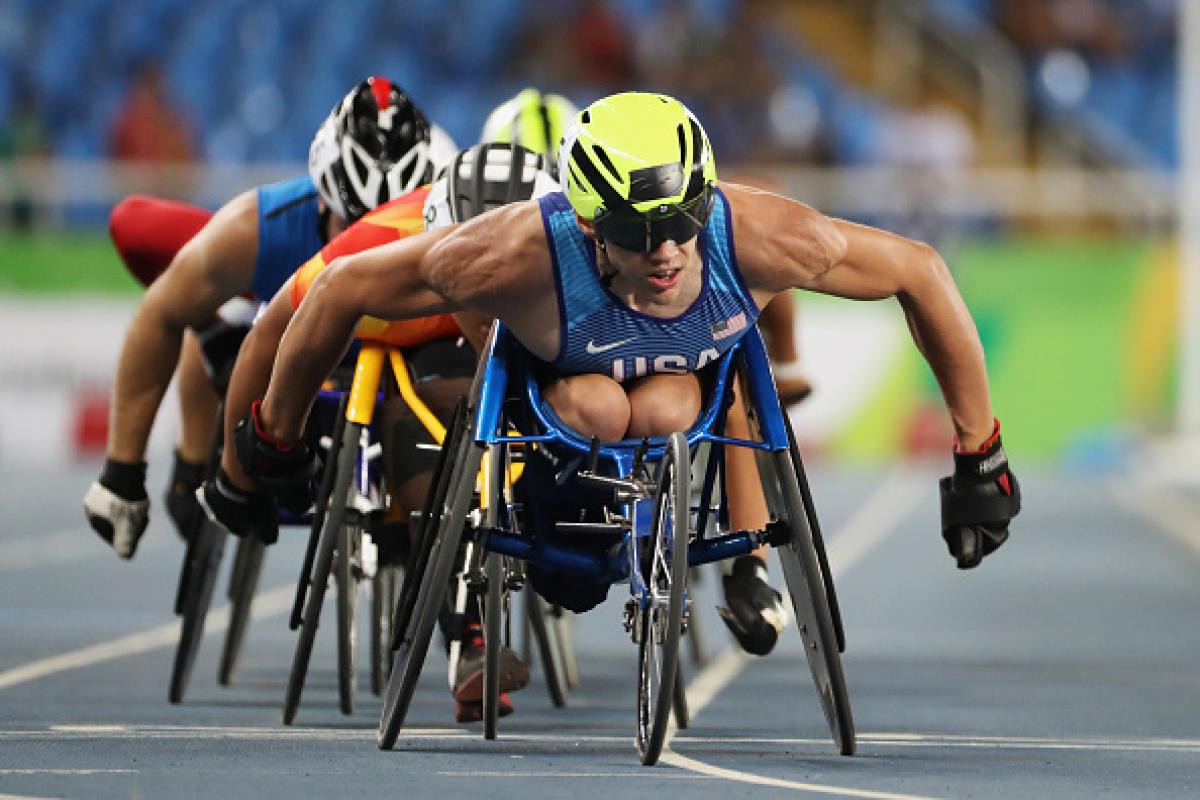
[[718, 555, 788, 656]]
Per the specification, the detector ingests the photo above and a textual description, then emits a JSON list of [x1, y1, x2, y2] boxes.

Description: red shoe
[[454, 692, 515, 723]]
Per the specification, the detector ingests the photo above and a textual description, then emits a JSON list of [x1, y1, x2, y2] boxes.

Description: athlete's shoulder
[[719, 181, 844, 292]]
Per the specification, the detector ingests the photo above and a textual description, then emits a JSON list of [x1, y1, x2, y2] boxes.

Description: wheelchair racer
[[239, 92, 1022, 658], [207, 142, 558, 723], [480, 87, 579, 177], [84, 76, 452, 559]]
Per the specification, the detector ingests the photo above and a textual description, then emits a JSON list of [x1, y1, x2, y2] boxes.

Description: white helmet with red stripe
[[308, 76, 440, 222]]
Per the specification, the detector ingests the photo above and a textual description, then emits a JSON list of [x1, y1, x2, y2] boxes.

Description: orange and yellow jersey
[[289, 186, 461, 347]]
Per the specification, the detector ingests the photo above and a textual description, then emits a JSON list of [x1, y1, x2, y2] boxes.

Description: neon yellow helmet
[[559, 92, 718, 252], [480, 88, 580, 176]]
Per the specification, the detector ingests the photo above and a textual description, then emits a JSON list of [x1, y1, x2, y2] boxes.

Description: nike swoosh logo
[[586, 336, 637, 354]]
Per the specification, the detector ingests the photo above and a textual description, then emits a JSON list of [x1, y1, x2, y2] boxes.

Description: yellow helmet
[[480, 88, 579, 176], [559, 92, 717, 252]]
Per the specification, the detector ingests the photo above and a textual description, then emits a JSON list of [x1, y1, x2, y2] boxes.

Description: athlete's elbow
[[903, 242, 955, 299], [307, 255, 367, 318]]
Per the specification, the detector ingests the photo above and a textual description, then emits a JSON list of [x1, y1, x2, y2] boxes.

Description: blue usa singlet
[[539, 188, 760, 381], [252, 176, 324, 300]]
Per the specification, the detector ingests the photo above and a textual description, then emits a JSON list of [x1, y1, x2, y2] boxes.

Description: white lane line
[[0, 584, 294, 691], [0, 528, 165, 572], [0, 770, 136, 775], [1112, 481, 1200, 564], [660, 469, 928, 795], [436, 772, 707, 779], [7, 724, 1200, 756]]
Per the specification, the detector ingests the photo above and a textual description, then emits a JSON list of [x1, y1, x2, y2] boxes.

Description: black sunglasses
[[595, 188, 714, 254]]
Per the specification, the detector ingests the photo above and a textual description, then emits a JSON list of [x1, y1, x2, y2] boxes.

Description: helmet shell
[[480, 88, 580, 175], [309, 76, 435, 222], [424, 142, 557, 231], [559, 92, 717, 222]]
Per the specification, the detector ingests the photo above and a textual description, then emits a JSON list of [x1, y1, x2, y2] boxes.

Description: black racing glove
[[940, 419, 1021, 570], [197, 467, 279, 545], [165, 451, 207, 542], [234, 400, 318, 512]]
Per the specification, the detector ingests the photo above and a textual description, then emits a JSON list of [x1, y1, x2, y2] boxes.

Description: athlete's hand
[[197, 467, 279, 545], [234, 400, 318, 506], [939, 420, 1021, 569], [83, 459, 150, 559]]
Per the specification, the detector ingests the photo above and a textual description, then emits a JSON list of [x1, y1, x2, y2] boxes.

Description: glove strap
[[249, 400, 294, 452], [100, 457, 148, 501], [952, 418, 1008, 484], [939, 475, 1022, 530]]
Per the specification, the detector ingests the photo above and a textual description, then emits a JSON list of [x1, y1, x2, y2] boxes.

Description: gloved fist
[[234, 400, 319, 503], [939, 420, 1021, 570], [165, 451, 207, 542], [83, 458, 150, 559], [196, 467, 279, 545]]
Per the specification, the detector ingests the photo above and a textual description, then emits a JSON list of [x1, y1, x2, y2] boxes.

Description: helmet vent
[[591, 145, 620, 182], [581, 110, 591, 124], [677, 123, 687, 165]]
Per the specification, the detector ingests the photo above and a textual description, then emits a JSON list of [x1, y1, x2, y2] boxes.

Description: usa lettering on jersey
[[609, 348, 720, 381]]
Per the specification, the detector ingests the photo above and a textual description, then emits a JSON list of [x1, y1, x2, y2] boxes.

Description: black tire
[[371, 565, 399, 696], [291, 398, 348, 630], [482, 551, 503, 739], [685, 568, 707, 667], [217, 537, 265, 686], [168, 520, 228, 704], [336, 512, 360, 715], [527, 593, 568, 708], [672, 660, 689, 729], [378, 415, 482, 750], [637, 431, 690, 766], [772, 440, 855, 756], [282, 419, 361, 725], [390, 397, 467, 653]]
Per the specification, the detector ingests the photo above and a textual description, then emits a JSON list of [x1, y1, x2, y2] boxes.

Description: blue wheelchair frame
[[474, 324, 789, 607]]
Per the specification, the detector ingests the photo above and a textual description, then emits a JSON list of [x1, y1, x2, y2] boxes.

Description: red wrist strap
[[953, 418, 1001, 455], [250, 400, 293, 452]]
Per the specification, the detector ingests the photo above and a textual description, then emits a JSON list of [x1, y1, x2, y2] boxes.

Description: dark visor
[[595, 188, 713, 253]]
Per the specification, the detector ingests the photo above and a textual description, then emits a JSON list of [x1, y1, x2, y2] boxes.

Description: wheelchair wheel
[[168, 519, 228, 704], [636, 431, 690, 766], [371, 564, 399, 696], [217, 537, 265, 686], [526, 593, 568, 708], [379, 404, 481, 750], [282, 419, 361, 725], [336, 512, 361, 715], [672, 661, 689, 729], [482, 551, 503, 740], [772, 429, 855, 756]]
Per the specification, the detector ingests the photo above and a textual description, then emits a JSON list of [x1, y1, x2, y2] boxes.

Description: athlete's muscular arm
[[724, 182, 994, 450], [219, 284, 297, 490], [107, 190, 259, 462], [259, 201, 550, 443]]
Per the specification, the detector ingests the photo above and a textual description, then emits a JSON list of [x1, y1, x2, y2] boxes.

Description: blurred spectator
[[0, 88, 48, 231], [565, 0, 636, 90], [109, 62, 197, 199]]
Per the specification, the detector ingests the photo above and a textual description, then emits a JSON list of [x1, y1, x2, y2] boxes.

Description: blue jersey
[[252, 176, 324, 300], [539, 188, 760, 381]]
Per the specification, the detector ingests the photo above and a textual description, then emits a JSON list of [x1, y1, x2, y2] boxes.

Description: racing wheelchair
[[378, 324, 854, 765]]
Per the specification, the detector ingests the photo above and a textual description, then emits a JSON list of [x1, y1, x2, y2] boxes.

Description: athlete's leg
[[719, 382, 786, 656], [625, 373, 702, 439], [541, 374, 631, 442], [108, 195, 212, 287], [759, 293, 812, 406]]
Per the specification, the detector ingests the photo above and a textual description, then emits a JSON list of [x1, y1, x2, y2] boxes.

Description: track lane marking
[[660, 469, 928, 795], [0, 584, 294, 691], [1112, 481, 1200, 564]]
